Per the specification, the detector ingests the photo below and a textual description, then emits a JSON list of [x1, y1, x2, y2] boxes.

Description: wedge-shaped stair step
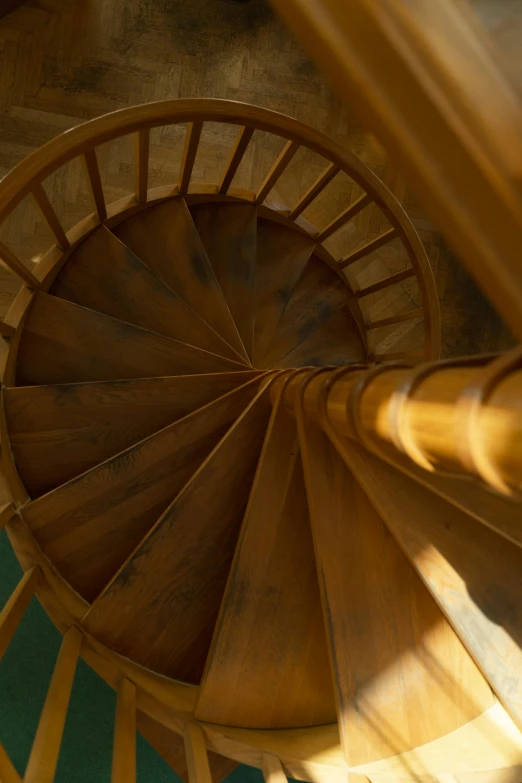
[[252, 219, 316, 365], [50, 225, 243, 362], [190, 203, 257, 360], [21, 376, 265, 602], [111, 200, 248, 362], [259, 255, 366, 368], [5, 371, 259, 498], [338, 439, 522, 734], [275, 307, 366, 367], [16, 293, 244, 385], [296, 406, 493, 766], [83, 377, 275, 682], [196, 387, 336, 729]]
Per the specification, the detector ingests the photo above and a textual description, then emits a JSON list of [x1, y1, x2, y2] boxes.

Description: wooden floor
[[0, 0, 516, 356]]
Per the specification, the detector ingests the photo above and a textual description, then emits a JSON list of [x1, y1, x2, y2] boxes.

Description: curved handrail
[[0, 98, 440, 360]]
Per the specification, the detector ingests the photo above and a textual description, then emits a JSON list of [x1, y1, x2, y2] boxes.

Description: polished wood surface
[[51, 224, 243, 361], [83, 381, 274, 681], [113, 198, 248, 362], [16, 292, 244, 385], [22, 377, 264, 601], [196, 386, 335, 728], [5, 371, 259, 497]]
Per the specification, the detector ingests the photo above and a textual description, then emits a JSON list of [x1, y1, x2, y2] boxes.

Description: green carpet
[[0, 529, 266, 783]]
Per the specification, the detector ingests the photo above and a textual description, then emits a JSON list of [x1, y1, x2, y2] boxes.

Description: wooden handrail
[[0, 99, 440, 360], [274, 350, 522, 496]]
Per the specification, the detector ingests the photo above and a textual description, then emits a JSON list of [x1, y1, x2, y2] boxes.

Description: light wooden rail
[[0, 99, 440, 363]]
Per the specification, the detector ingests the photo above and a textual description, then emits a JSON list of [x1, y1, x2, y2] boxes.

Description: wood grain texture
[[136, 712, 238, 783], [50, 224, 242, 362], [16, 292, 244, 385], [82, 379, 274, 681], [190, 202, 257, 360], [24, 626, 82, 783], [336, 440, 522, 732], [21, 376, 264, 602], [252, 218, 316, 365], [113, 198, 248, 362], [111, 678, 136, 783], [5, 371, 259, 497], [196, 389, 335, 729], [259, 253, 366, 367], [297, 405, 493, 765]]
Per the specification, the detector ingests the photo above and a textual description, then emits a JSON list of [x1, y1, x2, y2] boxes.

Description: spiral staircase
[[1, 6, 522, 781]]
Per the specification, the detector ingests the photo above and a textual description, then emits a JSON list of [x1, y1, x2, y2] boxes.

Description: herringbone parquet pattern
[[0, 0, 516, 356]]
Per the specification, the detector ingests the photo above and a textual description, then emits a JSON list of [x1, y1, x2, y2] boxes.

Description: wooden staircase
[[0, 69, 521, 783]]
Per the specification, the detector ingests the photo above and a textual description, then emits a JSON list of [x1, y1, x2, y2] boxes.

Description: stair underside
[[3, 193, 519, 770]]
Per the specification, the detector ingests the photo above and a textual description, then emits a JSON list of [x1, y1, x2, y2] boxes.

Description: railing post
[[0, 743, 22, 783], [261, 755, 287, 783], [111, 678, 136, 783], [184, 722, 212, 783], [0, 567, 39, 660], [24, 626, 82, 783]]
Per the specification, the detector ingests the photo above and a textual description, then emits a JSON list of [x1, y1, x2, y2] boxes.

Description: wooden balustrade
[[0, 567, 39, 660], [82, 149, 107, 221], [275, 349, 522, 496], [134, 129, 150, 204], [184, 722, 212, 783], [255, 140, 300, 204], [219, 126, 254, 195]]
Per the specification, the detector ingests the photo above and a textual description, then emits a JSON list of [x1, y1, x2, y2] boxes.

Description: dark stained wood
[[297, 407, 493, 765], [51, 225, 242, 362], [190, 203, 257, 360], [273, 307, 366, 368], [337, 439, 522, 733], [196, 390, 336, 729], [82, 379, 274, 682], [136, 712, 238, 783], [113, 199, 248, 362], [5, 371, 259, 498], [253, 219, 316, 366], [16, 292, 244, 386], [22, 376, 264, 602], [259, 254, 366, 368]]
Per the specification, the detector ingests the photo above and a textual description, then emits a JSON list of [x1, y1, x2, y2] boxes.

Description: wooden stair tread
[[196, 388, 336, 729], [252, 219, 316, 365], [50, 225, 243, 363], [82, 377, 275, 681], [297, 409, 493, 766], [271, 308, 366, 368], [338, 440, 522, 732], [21, 376, 265, 602], [16, 293, 244, 386], [112, 199, 248, 363], [190, 203, 257, 360], [259, 255, 366, 367], [4, 372, 259, 498]]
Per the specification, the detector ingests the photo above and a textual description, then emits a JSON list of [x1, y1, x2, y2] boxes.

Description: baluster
[[31, 184, 70, 251], [184, 722, 212, 783], [179, 122, 203, 195], [366, 308, 423, 330], [0, 743, 22, 783], [24, 627, 82, 783], [288, 162, 339, 220], [82, 149, 107, 221], [339, 227, 398, 268], [134, 129, 150, 204], [0, 241, 39, 289], [0, 567, 39, 660], [355, 267, 415, 299], [261, 755, 287, 783], [0, 321, 15, 338], [255, 140, 299, 204], [111, 678, 136, 783], [0, 502, 15, 531], [219, 126, 254, 195], [316, 193, 372, 242]]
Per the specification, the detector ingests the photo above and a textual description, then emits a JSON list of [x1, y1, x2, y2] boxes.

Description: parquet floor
[[0, 0, 516, 356]]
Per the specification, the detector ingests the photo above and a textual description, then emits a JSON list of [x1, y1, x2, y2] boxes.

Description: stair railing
[[0, 99, 440, 366]]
